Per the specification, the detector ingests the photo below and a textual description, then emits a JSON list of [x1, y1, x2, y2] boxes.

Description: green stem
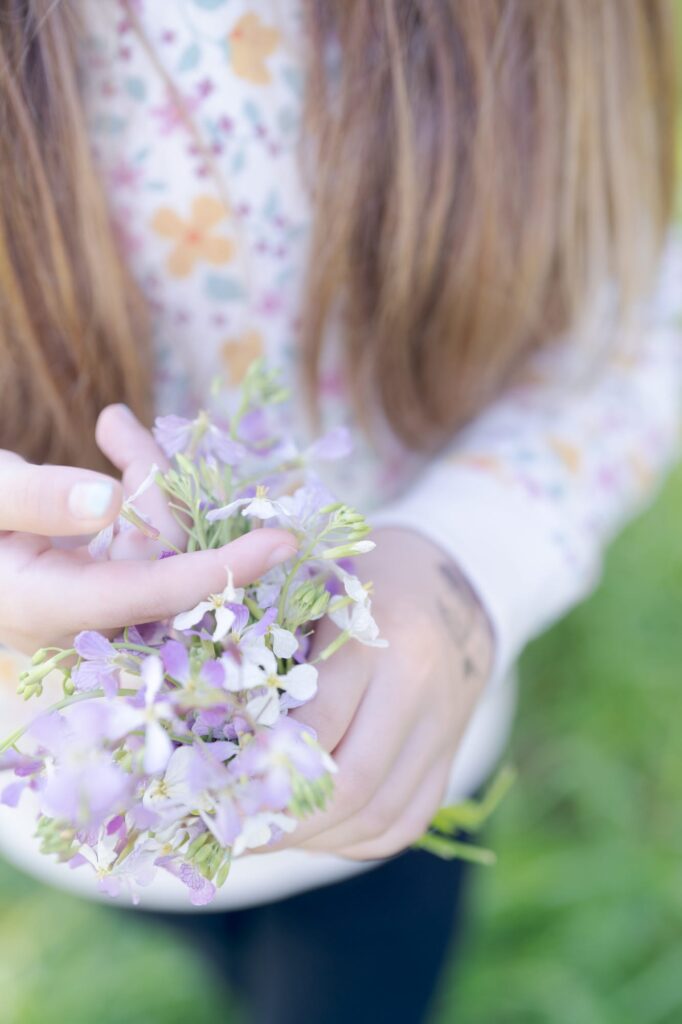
[[114, 641, 160, 657], [244, 597, 264, 621], [277, 528, 329, 624], [156, 533, 183, 556]]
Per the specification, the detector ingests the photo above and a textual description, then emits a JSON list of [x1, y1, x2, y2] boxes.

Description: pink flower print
[[109, 159, 143, 191], [152, 92, 200, 135], [257, 292, 284, 317], [113, 208, 144, 258], [196, 78, 215, 99]]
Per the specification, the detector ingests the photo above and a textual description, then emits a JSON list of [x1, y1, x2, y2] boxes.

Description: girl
[[0, 2, 680, 1021]]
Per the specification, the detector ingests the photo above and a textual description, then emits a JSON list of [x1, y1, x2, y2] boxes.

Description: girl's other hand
[[269, 528, 494, 861], [0, 405, 297, 655]]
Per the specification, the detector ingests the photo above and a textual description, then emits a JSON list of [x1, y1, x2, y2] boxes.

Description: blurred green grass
[[2, 466, 682, 1024]]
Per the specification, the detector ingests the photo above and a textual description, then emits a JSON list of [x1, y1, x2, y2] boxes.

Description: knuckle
[[358, 792, 401, 838], [3, 469, 36, 527], [298, 702, 343, 753], [335, 762, 373, 817]]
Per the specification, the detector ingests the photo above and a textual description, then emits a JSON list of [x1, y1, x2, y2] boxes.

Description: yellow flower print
[[220, 329, 264, 385], [151, 195, 235, 278], [228, 13, 281, 85], [549, 437, 581, 475]]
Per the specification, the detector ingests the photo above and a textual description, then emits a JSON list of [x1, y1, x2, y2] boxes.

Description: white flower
[[79, 828, 157, 904], [270, 625, 298, 659], [143, 745, 204, 820], [206, 485, 288, 523], [328, 571, 388, 648], [117, 656, 174, 774], [237, 638, 318, 725], [232, 811, 297, 857], [87, 464, 161, 561], [173, 569, 245, 641]]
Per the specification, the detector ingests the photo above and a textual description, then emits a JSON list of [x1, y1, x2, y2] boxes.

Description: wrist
[[367, 526, 496, 689]]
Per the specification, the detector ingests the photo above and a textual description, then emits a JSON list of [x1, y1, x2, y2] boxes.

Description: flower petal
[[246, 690, 281, 726], [270, 626, 298, 659], [213, 605, 236, 642], [173, 601, 211, 632], [74, 631, 116, 662], [144, 721, 173, 775], [141, 655, 165, 704], [280, 663, 318, 701]]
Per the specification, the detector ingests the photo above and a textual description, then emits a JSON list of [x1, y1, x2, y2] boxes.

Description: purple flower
[[234, 717, 333, 811], [153, 414, 246, 464], [72, 631, 120, 697], [0, 749, 44, 807], [41, 751, 131, 829], [0, 750, 43, 776], [305, 426, 353, 461], [155, 855, 216, 906], [160, 640, 190, 682]]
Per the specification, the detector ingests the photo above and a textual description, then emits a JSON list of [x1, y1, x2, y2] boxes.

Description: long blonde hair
[[0, 0, 677, 465]]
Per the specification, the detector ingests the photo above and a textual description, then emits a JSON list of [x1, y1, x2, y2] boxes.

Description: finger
[[11, 528, 298, 634], [302, 720, 446, 853], [335, 757, 452, 862], [272, 660, 418, 849], [0, 453, 122, 537], [96, 405, 184, 555], [288, 627, 372, 752]]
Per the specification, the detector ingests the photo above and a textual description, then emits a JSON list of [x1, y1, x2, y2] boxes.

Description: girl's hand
[[277, 528, 494, 860], [0, 405, 297, 655]]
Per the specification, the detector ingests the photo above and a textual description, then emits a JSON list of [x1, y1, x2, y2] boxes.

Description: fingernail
[[267, 544, 298, 569], [69, 481, 115, 520], [113, 403, 136, 422]]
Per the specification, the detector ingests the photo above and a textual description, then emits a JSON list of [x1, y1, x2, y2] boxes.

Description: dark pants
[[149, 848, 471, 1024]]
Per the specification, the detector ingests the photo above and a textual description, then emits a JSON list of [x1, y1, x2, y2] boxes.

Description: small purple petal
[[74, 631, 116, 661], [153, 415, 192, 457], [161, 640, 189, 682], [200, 660, 226, 688], [0, 750, 43, 775], [107, 814, 126, 836], [1, 780, 27, 807], [249, 606, 277, 637]]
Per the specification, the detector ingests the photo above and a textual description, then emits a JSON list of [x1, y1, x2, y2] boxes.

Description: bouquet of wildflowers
[[0, 362, 510, 906]]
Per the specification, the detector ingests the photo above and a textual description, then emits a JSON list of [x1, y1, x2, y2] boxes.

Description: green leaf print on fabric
[[205, 275, 246, 302]]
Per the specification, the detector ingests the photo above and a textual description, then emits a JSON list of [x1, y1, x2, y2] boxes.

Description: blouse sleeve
[[371, 234, 682, 685]]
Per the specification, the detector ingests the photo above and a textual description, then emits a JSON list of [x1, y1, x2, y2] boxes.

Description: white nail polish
[[115, 403, 135, 420], [68, 481, 115, 520]]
